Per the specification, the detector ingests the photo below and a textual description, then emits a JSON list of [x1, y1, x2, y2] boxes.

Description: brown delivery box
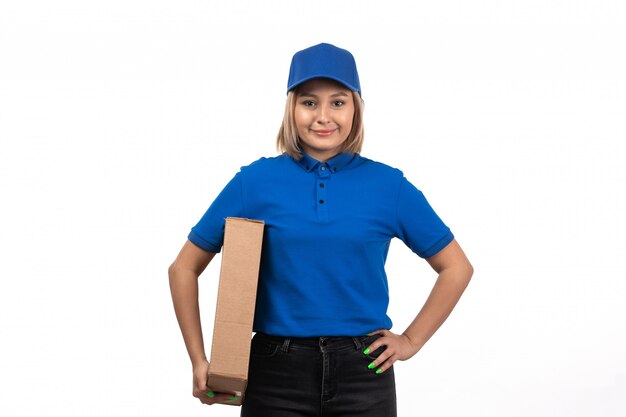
[[207, 217, 264, 406]]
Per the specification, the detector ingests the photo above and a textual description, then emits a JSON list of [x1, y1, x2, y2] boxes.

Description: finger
[[366, 350, 393, 372], [362, 337, 389, 357], [374, 354, 397, 374], [203, 391, 237, 404], [193, 382, 210, 398], [200, 398, 226, 406], [196, 388, 216, 400], [216, 393, 239, 403], [199, 397, 214, 405], [197, 391, 212, 405], [209, 392, 239, 404]]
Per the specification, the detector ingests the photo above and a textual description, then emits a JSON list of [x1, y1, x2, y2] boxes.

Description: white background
[[1, 1, 625, 416]]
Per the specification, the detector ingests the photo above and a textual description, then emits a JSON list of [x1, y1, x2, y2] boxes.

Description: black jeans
[[240, 332, 397, 417]]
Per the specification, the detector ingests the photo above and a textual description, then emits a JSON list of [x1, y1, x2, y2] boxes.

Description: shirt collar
[[292, 151, 357, 173]]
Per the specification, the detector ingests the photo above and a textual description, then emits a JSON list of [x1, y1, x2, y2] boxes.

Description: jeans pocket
[[250, 338, 280, 358], [360, 334, 386, 361]]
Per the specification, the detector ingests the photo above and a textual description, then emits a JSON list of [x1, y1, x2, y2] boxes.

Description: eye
[[301, 100, 316, 107], [333, 100, 345, 107]]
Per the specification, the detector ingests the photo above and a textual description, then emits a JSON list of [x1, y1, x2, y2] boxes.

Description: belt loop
[[281, 337, 291, 353], [352, 336, 363, 350]]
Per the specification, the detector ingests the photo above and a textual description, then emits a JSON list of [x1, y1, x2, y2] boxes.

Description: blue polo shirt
[[188, 151, 454, 337]]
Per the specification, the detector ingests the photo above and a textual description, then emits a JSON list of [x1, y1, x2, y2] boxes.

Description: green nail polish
[[368, 362, 376, 369], [363, 348, 370, 355], [228, 396, 238, 401], [376, 368, 382, 374], [206, 391, 215, 398]]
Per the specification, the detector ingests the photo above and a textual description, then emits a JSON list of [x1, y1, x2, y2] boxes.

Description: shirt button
[[319, 199, 325, 204], [321, 166, 326, 171], [333, 167, 337, 172], [319, 183, 324, 188]]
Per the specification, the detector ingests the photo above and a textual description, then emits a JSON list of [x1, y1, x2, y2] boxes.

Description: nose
[[316, 103, 330, 124]]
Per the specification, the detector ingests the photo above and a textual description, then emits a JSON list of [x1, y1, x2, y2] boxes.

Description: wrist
[[191, 355, 208, 368], [401, 332, 423, 353]]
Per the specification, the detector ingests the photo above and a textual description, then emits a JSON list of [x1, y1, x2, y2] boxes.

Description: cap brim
[[288, 75, 360, 95]]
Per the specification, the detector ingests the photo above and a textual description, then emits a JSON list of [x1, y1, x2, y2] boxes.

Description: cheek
[[294, 109, 309, 128], [340, 106, 355, 125], [294, 114, 305, 132], [340, 112, 355, 131], [293, 114, 309, 139]]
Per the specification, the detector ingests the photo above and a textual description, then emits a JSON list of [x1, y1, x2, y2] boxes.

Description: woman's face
[[294, 78, 355, 162]]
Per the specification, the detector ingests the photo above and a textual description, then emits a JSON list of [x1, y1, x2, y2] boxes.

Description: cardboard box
[[207, 217, 264, 406]]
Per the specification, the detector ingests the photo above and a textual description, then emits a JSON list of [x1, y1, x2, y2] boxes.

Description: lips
[[311, 129, 337, 136]]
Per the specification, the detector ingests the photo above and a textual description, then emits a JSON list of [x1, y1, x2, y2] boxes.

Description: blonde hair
[[276, 89, 365, 160]]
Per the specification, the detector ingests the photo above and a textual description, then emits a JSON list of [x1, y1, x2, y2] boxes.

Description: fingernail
[[376, 368, 382, 374], [362, 348, 370, 355], [366, 332, 373, 336], [228, 396, 238, 401], [206, 391, 215, 398], [368, 362, 376, 369]]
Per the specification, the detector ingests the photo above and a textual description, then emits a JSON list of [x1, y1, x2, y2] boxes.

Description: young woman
[[168, 43, 473, 416]]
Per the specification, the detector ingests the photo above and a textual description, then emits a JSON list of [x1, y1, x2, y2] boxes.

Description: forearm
[[402, 265, 473, 352], [168, 266, 207, 366]]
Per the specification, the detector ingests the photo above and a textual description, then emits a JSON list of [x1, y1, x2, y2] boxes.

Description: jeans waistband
[[254, 332, 378, 353]]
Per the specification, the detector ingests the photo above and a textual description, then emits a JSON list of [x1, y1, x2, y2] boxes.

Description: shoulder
[[236, 153, 292, 177], [355, 154, 405, 180]]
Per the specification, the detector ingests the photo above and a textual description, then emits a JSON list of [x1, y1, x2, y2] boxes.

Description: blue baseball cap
[[287, 43, 362, 97]]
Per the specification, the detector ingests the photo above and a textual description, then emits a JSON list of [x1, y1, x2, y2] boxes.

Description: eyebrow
[[298, 91, 350, 98]]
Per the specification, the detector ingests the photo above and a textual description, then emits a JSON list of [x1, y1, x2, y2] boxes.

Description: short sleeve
[[187, 172, 245, 253], [394, 176, 454, 258]]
